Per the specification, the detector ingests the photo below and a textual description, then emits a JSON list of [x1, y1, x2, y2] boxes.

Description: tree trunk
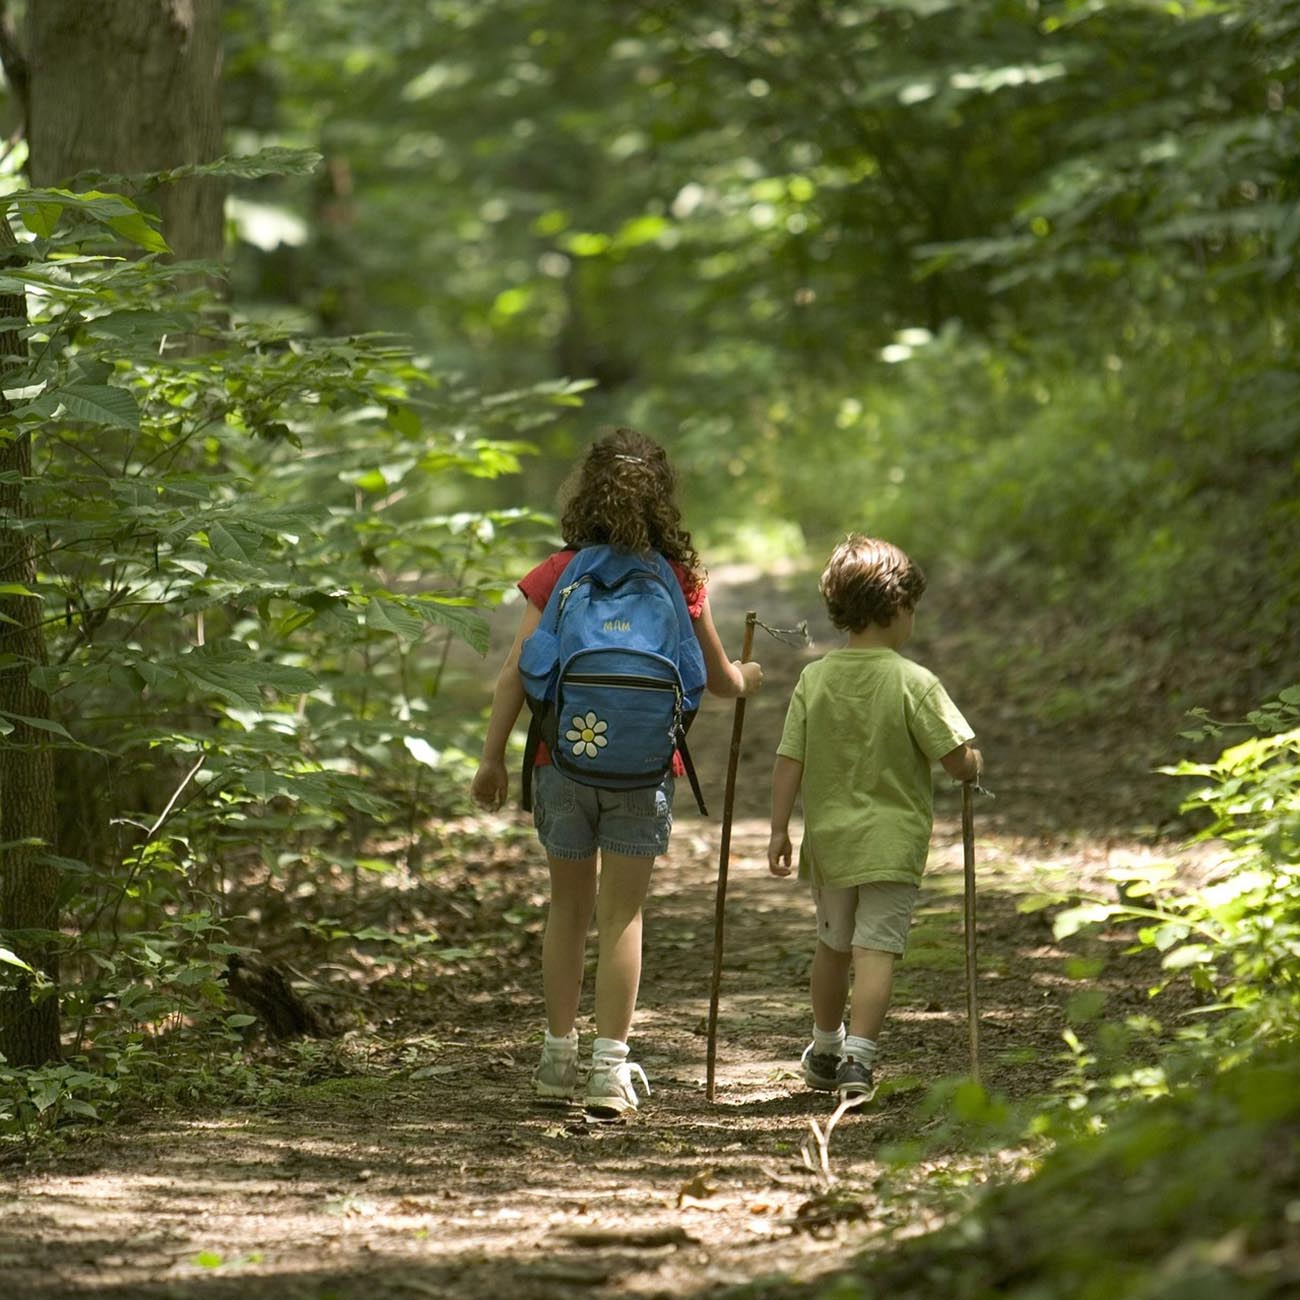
[[0, 1, 225, 1066], [0, 217, 59, 1067], [26, 0, 224, 260]]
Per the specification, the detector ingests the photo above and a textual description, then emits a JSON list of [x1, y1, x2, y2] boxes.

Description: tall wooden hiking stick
[[705, 610, 757, 1102], [962, 780, 981, 1085]]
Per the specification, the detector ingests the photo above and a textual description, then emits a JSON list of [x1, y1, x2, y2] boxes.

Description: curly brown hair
[[819, 534, 927, 632], [558, 427, 703, 582]]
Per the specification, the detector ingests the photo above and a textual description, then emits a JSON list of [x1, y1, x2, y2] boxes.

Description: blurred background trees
[[210, 0, 1298, 646]]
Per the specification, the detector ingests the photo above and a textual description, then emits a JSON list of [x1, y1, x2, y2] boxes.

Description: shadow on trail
[[5, 1255, 848, 1300], [2, 815, 1187, 1300]]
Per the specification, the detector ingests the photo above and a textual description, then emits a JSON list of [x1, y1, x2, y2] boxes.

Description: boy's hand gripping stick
[[705, 610, 757, 1103]]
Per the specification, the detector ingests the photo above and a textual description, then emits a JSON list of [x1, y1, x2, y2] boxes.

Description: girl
[[470, 427, 763, 1118]]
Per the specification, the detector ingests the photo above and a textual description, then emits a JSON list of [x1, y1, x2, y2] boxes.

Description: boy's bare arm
[[940, 742, 983, 784], [768, 754, 803, 877]]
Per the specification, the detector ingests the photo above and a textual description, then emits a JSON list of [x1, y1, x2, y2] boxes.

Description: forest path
[[2, 565, 1203, 1300]]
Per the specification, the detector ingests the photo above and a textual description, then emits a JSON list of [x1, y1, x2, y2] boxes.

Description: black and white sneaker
[[836, 1056, 875, 1104], [800, 1042, 841, 1091]]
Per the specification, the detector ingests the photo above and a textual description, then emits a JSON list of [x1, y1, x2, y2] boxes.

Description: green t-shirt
[[776, 648, 974, 888]]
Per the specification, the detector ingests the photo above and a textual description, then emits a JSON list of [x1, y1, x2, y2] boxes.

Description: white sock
[[592, 1036, 629, 1066], [843, 1034, 877, 1067], [812, 1022, 846, 1055], [545, 1029, 578, 1055]]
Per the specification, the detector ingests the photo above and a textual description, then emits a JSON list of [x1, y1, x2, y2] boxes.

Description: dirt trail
[[0, 566, 1203, 1300]]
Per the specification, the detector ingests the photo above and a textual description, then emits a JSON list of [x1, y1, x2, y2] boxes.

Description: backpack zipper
[[565, 672, 679, 692], [557, 578, 585, 612], [562, 673, 684, 745], [557, 568, 665, 614]]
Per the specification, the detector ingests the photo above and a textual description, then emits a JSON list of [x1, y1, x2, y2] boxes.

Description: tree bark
[[0, 216, 59, 1067], [0, 1, 225, 1066], [26, 0, 224, 260]]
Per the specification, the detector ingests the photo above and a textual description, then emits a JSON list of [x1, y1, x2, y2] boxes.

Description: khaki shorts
[[811, 881, 919, 955]]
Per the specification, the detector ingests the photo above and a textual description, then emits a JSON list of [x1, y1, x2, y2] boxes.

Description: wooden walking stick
[[962, 780, 981, 1085], [706, 610, 757, 1102]]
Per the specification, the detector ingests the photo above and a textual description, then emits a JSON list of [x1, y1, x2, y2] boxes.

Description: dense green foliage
[[0, 160, 568, 1124], [222, 1, 1299, 653]]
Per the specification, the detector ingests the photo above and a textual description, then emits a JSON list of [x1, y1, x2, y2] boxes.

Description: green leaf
[[17, 188, 171, 251], [103, 211, 170, 254], [1053, 902, 1118, 940], [54, 384, 141, 431], [206, 523, 254, 564], [0, 946, 34, 972], [169, 147, 323, 182], [1066, 989, 1107, 1023], [68, 357, 113, 387], [1018, 893, 1068, 915], [0, 710, 74, 740], [176, 646, 317, 709], [132, 661, 178, 691], [410, 596, 490, 654], [1063, 955, 1106, 980], [84, 309, 196, 340], [1162, 943, 1216, 971], [365, 596, 426, 642], [13, 198, 63, 237]]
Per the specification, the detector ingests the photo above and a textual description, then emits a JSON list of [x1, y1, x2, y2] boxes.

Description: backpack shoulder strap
[[644, 550, 706, 682], [520, 713, 542, 812], [518, 548, 589, 809], [677, 732, 709, 817], [647, 552, 709, 813]]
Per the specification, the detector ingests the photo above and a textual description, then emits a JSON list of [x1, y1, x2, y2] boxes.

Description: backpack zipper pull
[[669, 688, 683, 743]]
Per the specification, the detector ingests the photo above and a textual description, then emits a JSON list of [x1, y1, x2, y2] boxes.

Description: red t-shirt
[[519, 549, 706, 774]]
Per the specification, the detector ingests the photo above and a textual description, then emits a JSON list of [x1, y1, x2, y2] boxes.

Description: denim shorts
[[532, 764, 674, 860]]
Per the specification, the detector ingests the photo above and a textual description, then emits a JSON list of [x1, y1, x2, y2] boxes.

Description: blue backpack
[[518, 546, 709, 815]]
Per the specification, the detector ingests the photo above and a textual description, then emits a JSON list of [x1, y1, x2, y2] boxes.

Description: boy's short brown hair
[[819, 534, 927, 632]]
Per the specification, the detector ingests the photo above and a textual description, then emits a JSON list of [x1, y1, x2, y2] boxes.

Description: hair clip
[[614, 454, 645, 464]]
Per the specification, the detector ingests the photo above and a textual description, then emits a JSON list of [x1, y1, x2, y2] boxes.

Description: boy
[[768, 534, 982, 1102]]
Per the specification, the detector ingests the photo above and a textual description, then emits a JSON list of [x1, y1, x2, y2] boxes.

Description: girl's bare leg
[[593, 850, 656, 1042], [543, 854, 598, 1036]]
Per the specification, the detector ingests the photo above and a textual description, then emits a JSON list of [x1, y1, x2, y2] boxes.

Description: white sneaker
[[532, 1035, 579, 1101], [584, 1058, 650, 1119]]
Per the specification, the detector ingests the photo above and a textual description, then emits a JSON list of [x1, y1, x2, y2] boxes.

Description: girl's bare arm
[[693, 595, 763, 697], [470, 602, 543, 809]]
